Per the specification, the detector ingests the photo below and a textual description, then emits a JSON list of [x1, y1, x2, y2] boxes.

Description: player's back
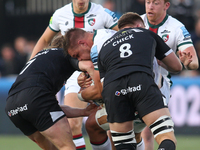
[[8, 48, 76, 96], [98, 28, 171, 86]]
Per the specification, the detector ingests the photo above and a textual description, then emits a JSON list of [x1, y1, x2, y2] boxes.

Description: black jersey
[[98, 27, 173, 86], [8, 48, 79, 96]]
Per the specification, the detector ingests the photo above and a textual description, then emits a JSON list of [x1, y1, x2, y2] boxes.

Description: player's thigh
[[41, 116, 75, 149], [64, 93, 87, 108], [109, 121, 133, 133], [142, 108, 171, 127], [64, 93, 87, 132], [5, 87, 65, 136], [64, 71, 87, 108]]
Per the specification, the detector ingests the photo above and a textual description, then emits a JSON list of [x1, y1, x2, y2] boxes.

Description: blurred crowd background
[[0, 0, 200, 77]]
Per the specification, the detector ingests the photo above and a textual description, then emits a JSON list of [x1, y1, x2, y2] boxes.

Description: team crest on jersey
[[88, 18, 95, 26], [162, 34, 169, 42]]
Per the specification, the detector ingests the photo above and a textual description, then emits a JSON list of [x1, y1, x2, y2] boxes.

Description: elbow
[[92, 87, 102, 100], [177, 64, 183, 72], [172, 64, 182, 73], [188, 63, 199, 70]]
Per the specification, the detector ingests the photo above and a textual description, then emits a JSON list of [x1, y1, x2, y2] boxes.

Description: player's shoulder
[[166, 15, 184, 28], [140, 14, 147, 22], [94, 29, 116, 43], [96, 29, 116, 36], [140, 14, 146, 20], [90, 2, 105, 11], [89, 2, 113, 15]]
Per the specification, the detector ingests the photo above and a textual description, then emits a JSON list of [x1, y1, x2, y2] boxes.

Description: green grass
[[0, 134, 199, 150]]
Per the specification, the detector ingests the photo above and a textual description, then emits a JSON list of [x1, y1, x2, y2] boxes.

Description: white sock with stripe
[[73, 134, 86, 150]]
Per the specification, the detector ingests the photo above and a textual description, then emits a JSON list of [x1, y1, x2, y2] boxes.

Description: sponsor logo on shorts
[[8, 104, 28, 117], [115, 91, 121, 96], [115, 85, 142, 96]]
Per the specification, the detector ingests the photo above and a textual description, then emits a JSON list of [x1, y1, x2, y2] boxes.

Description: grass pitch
[[0, 134, 199, 150]]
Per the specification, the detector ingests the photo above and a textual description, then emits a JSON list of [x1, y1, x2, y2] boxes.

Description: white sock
[[73, 134, 86, 150], [91, 137, 112, 150], [137, 138, 145, 150]]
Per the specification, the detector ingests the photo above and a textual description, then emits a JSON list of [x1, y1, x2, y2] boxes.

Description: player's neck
[[87, 33, 94, 48], [148, 13, 167, 25], [73, 4, 89, 14]]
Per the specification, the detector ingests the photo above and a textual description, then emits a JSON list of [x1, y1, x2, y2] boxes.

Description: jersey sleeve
[[68, 56, 80, 71], [49, 10, 60, 32], [175, 25, 193, 52], [91, 29, 116, 70], [101, 8, 118, 29]]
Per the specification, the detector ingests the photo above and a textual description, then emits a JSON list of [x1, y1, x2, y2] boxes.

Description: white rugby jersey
[[141, 14, 193, 103], [51, 2, 118, 95], [141, 14, 193, 78], [90, 29, 117, 70], [49, 2, 118, 35]]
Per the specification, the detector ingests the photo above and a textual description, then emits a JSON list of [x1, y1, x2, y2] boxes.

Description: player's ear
[[78, 40, 89, 47], [164, 2, 170, 10], [78, 40, 85, 46]]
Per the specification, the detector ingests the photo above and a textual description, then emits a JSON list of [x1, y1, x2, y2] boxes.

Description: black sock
[[158, 139, 176, 150], [115, 143, 136, 150]]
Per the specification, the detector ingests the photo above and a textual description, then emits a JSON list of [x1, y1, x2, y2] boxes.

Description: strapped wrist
[[77, 92, 85, 101]]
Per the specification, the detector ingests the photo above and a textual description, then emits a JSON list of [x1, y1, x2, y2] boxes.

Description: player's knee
[[85, 114, 100, 133], [95, 107, 110, 131], [68, 118, 83, 131], [142, 127, 154, 141], [110, 129, 137, 150], [149, 115, 175, 142]]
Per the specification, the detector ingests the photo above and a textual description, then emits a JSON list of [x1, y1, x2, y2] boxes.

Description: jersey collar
[[72, 2, 91, 17], [147, 14, 169, 29]]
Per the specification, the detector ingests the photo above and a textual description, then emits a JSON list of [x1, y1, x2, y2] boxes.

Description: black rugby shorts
[[5, 87, 66, 136], [102, 72, 167, 123]]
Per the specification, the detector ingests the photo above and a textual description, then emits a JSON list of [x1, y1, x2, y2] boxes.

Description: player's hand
[[84, 103, 98, 116], [77, 72, 92, 88], [179, 51, 193, 69]]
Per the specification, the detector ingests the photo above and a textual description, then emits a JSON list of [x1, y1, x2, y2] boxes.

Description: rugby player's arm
[[179, 46, 199, 70], [80, 70, 103, 101], [161, 52, 182, 73], [60, 103, 97, 118], [29, 27, 58, 60], [79, 61, 103, 100]]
